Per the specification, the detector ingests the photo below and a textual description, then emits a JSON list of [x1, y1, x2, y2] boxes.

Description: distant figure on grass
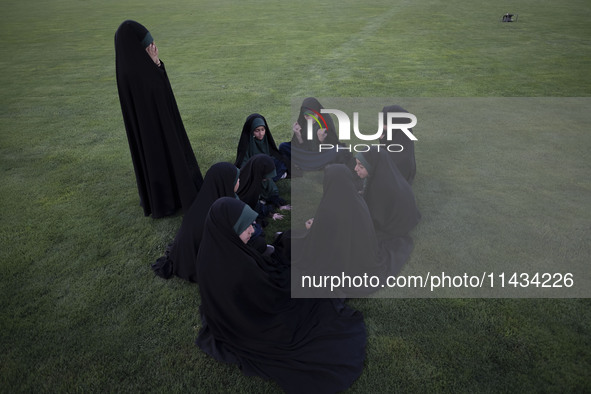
[[115, 20, 203, 218], [235, 113, 290, 180], [502, 13, 515, 22], [195, 197, 366, 393]]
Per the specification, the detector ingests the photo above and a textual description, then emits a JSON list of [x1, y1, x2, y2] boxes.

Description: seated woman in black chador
[[151, 162, 270, 281], [237, 154, 290, 227], [355, 148, 421, 275], [151, 162, 239, 281], [280, 97, 354, 172], [291, 164, 389, 297], [235, 113, 290, 181], [380, 105, 417, 185], [195, 197, 366, 394], [115, 20, 203, 218]]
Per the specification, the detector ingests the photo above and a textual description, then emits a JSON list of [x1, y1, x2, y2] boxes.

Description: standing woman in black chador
[[115, 20, 203, 218], [195, 197, 366, 393], [235, 113, 290, 180], [151, 162, 242, 282], [380, 105, 417, 185]]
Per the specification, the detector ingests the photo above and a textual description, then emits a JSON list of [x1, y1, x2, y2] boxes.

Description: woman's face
[[354, 159, 369, 179], [253, 126, 266, 141], [239, 224, 255, 244], [234, 177, 240, 192]]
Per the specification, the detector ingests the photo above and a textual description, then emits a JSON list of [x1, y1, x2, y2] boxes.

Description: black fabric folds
[[361, 148, 420, 239], [152, 162, 238, 282], [196, 197, 366, 394], [236, 154, 276, 210], [115, 20, 203, 218], [291, 164, 388, 297], [359, 148, 420, 275], [382, 105, 417, 185]]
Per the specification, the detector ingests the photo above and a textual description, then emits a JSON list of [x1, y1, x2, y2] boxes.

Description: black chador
[[115, 20, 203, 218], [151, 162, 239, 282], [381, 105, 417, 185], [195, 197, 367, 394]]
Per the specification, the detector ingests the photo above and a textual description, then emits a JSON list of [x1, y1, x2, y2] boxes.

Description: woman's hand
[[272, 213, 284, 221], [317, 128, 328, 142], [292, 122, 303, 144], [146, 43, 161, 67]]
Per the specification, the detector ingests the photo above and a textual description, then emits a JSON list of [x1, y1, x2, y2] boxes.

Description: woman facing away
[[290, 164, 388, 298], [115, 20, 203, 218], [237, 154, 291, 228], [195, 197, 366, 394], [151, 162, 241, 282], [380, 105, 417, 185], [355, 147, 421, 275]]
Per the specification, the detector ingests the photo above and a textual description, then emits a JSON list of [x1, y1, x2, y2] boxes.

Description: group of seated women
[[116, 21, 412, 392], [149, 98, 420, 392], [288, 102, 420, 298]]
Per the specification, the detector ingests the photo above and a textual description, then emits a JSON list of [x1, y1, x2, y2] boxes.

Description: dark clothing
[[295, 97, 341, 149], [237, 154, 285, 220], [151, 162, 238, 282], [359, 148, 421, 275], [291, 164, 387, 297], [382, 105, 417, 185], [115, 20, 203, 218], [196, 197, 367, 394], [290, 97, 354, 171], [360, 148, 420, 239], [234, 113, 290, 179]]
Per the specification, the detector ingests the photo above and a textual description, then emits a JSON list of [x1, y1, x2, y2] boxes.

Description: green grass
[[1, 0, 590, 392]]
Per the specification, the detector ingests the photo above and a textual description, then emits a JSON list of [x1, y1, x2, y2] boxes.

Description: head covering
[[235, 113, 290, 172], [115, 20, 203, 217], [250, 117, 266, 132], [141, 31, 154, 48], [355, 151, 372, 175], [151, 162, 238, 282], [290, 97, 354, 171], [237, 154, 276, 210], [362, 147, 420, 239], [296, 97, 340, 147], [195, 197, 367, 393], [381, 105, 417, 184], [291, 164, 386, 297], [232, 204, 258, 235]]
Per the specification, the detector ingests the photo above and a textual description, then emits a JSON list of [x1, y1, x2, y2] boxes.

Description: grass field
[[1, 0, 590, 392]]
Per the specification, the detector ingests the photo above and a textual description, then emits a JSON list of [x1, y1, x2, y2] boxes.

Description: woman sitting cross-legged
[[235, 113, 290, 180], [195, 197, 367, 394], [151, 162, 267, 282], [354, 147, 421, 275]]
